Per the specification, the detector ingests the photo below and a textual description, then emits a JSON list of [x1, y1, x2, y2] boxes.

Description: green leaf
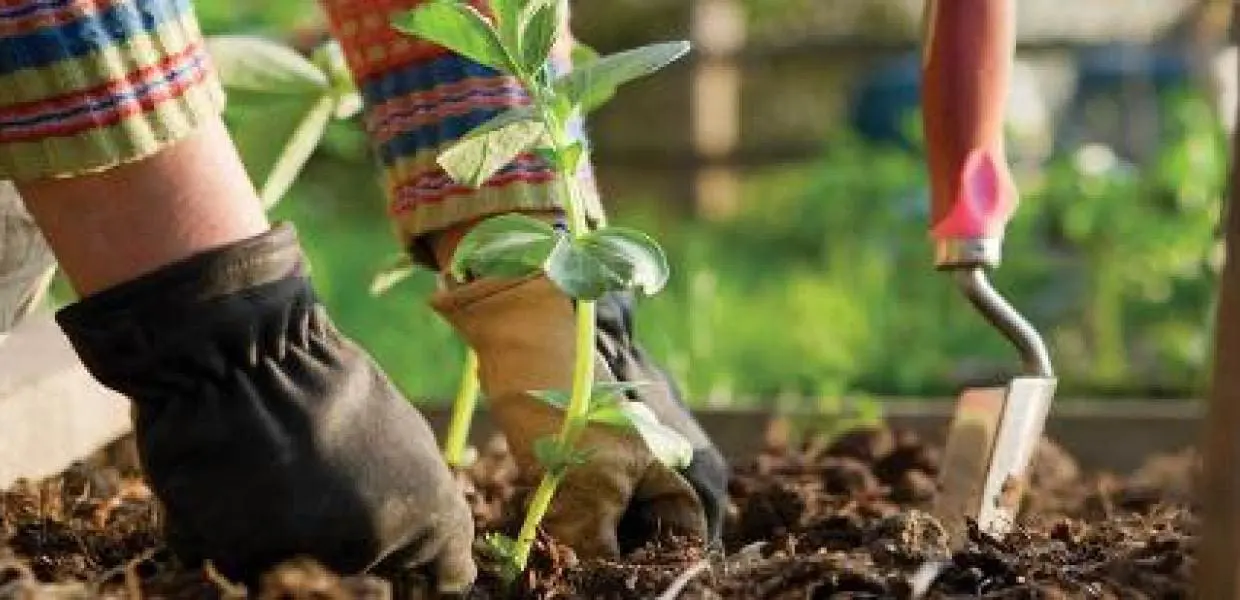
[[593, 381, 653, 398], [550, 93, 577, 124], [207, 35, 329, 96], [437, 117, 548, 187], [311, 40, 363, 119], [257, 95, 336, 208], [545, 227, 670, 299], [482, 532, 522, 582], [545, 237, 607, 300], [554, 41, 690, 114], [392, 1, 513, 73], [571, 39, 601, 67], [492, 0, 523, 52], [527, 389, 571, 410], [532, 436, 593, 473], [450, 214, 560, 281], [484, 532, 518, 559], [529, 381, 653, 418], [615, 402, 694, 469], [532, 147, 560, 169], [586, 382, 654, 426], [520, 0, 562, 74], [369, 255, 416, 296], [561, 141, 585, 174], [587, 227, 670, 295]]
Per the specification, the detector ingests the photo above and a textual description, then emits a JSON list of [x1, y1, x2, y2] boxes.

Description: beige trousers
[[0, 184, 56, 340]]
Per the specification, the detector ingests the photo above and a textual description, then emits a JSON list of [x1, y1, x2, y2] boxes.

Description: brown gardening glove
[[432, 275, 727, 557], [56, 225, 475, 592]]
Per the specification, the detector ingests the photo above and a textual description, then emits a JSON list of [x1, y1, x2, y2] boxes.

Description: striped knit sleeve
[[0, 0, 224, 181], [319, 0, 602, 252]]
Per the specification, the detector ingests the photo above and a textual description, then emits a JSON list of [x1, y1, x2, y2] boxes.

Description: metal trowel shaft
[[920, 0, 1058, 542]]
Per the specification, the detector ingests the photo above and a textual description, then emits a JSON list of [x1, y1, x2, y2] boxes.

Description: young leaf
[[483, 532, 518, 559], [580, 227, 670, 295], [450, 214, 560, 281], [586, 402, 631, 428], [258, 95, 336, 208], [528, 389, 571, 410], [571, 39, 601, 67], [545, 229, 671, 301], [554, 41, 691, 114], [392, 1, 514, 73], [482, 532, 522, 582], [561, 141, 586, 175], [492, 0, 523, 52], [207, 35, 329, 96], [520, 0, 562, 74], [545, 237, 609, 300], [437, 118, 548, 187], [532, 436, 593, 473], [615, 402, 694, 469], [530, 382, 651, 416], [311, 40, 363, 119], [593, 381, 653, 397]]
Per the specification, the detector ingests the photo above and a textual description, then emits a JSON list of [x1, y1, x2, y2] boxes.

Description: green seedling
[[393, 0, 694, 578], [207, 36, 361, 208]]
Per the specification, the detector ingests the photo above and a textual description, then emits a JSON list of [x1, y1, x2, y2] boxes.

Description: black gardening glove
[[56, 225, 475, 592], [596, 290, 729, 545]]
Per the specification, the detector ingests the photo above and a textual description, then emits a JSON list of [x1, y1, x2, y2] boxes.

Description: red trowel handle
[[921, 0, 1018, 268]]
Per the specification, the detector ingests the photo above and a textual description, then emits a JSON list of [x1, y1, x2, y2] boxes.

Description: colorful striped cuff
[[321, 0, 603, 248], [0, 0, 224, 180]]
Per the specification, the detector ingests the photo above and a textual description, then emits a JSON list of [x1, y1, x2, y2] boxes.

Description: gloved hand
[[432, 275, 727, 557], [56, 224, 476, 593]]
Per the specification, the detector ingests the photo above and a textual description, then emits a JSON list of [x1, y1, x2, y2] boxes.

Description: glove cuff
[[56, 223, 306, 387], [430, 275, 578, 398]]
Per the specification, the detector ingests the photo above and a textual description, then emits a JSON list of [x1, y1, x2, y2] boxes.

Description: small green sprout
[[393, 0, 693, 578]]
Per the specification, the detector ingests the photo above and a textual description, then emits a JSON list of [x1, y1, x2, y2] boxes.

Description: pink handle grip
[[929, 148, 1016, 240], [921, 0, 1018, 242]]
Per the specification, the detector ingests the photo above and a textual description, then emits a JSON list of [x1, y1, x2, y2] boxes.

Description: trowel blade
[[933, 376, 1058, 545]]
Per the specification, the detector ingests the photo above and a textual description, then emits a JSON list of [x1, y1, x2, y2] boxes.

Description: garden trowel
[[919, 0, 1057, 544]]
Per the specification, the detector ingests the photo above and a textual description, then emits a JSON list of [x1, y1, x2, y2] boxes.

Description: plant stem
[[505, 76, 600, 577], [561, 300, 596, 442], [511, 471, 563, 569], [443, 349, 480, 467]]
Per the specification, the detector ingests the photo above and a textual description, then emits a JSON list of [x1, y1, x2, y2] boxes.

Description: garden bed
[[0, 421, 1196, 599]]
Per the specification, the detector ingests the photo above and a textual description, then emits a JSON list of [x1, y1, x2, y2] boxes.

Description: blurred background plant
[[91, 0, 1228, 408]]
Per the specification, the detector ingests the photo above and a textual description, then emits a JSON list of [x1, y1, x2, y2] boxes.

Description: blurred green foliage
[[192, 3, 1226, 406], [634, 91, 1224, 407], [245, 90, 1223, 406]]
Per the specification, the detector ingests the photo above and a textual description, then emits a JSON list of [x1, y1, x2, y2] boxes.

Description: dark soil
[[1, 423, 1197, 599]]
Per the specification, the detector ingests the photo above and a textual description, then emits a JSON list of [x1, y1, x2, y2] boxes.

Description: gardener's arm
[[2, 0, 473, 589], [317, 0, 728, 555]]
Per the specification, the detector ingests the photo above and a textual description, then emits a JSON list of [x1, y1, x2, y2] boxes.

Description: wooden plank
[[1196, 13, 1240, 594], [0, 314, 130, 488]]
